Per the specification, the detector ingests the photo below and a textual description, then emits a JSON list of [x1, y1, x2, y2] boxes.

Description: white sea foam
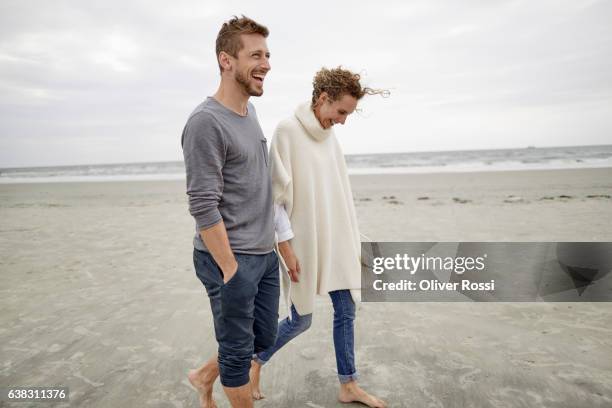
[[1, 145, 611, 183]]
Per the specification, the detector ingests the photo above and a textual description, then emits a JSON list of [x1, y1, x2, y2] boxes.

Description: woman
[[250, 67, 387, 407]]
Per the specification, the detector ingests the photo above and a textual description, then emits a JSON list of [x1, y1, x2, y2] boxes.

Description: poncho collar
[[295, 101, 332, 142]]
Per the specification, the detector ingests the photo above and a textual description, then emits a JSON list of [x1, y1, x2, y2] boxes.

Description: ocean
[[1, 145, 611, 184]]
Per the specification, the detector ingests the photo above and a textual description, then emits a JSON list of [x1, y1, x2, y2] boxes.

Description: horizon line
[[2, 143, 611, 171]]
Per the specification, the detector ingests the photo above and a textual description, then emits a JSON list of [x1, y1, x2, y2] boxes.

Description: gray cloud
[[1, 0, 611, 167]]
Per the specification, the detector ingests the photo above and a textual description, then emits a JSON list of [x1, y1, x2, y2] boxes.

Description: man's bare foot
[[249, 360, 265, 400], [188, 359, 219, 408], [338, 381, 386, 408], [188, 369, 216, 408]]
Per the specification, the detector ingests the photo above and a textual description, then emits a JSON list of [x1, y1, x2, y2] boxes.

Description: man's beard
[[235, 70, 263, 97]]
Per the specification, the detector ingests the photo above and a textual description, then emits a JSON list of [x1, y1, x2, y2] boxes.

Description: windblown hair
[[311, 66, 388, 106], [215, 15, 269, 72]]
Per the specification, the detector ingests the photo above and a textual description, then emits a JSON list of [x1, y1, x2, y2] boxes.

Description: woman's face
[[313, 93, 358, 129]]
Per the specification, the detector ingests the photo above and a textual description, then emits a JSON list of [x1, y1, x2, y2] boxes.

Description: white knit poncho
[[269, 102, 362, 315]]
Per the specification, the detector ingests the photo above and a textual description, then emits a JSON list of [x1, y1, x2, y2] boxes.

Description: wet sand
[[1, 167, 612, 407]]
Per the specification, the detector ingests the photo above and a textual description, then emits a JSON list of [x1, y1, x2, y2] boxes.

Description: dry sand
[[1, 167, 612, 407]]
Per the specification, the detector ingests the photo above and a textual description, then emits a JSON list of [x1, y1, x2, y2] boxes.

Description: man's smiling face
[[232, 33, 271, 97]]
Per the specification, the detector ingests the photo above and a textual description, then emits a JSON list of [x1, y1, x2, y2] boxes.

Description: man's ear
[[218, 51, 232, 72]]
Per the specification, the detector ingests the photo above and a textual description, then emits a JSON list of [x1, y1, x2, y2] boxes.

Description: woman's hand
[[278, 240, 300, 282]]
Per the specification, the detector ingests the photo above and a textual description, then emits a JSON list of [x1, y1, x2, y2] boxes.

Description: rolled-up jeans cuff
[[220, 372, 250, 388], [338, 371, 359, 384], [252, 353, 268, 366]]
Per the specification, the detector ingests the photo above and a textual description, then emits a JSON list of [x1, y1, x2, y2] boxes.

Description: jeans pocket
[[220, 253, 247, 287], [193, 249, 223, 296], [220, 256, 257, 318], [221, 263, 240, 287]]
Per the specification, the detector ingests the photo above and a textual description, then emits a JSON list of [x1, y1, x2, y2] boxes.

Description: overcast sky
[[1, 0, 611, 167]]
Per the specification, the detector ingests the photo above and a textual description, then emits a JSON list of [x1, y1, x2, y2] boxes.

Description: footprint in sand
[[538, 195, 576, 201], [503, 195, 526, 203], [299, 347, 319, 360], [382, 195, 403, 205]]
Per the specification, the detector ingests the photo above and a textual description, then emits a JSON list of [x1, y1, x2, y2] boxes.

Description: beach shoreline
[[2, 163, 612, 185]]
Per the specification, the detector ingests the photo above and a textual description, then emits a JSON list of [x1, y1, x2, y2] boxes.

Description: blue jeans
[[254, 289, 358, 383], [193, 248, 280, 388]]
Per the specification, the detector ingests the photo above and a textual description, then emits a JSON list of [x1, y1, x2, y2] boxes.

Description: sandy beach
[[1, 167, 612, 407]]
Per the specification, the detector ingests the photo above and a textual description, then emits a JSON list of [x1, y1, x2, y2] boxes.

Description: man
[[181, 16, 279, 408]]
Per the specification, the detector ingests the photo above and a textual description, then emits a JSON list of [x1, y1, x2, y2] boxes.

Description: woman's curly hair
[[311, 66, 388, 107]]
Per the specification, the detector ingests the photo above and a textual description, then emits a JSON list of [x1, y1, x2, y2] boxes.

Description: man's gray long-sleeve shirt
[[181, 97, 275, 254]]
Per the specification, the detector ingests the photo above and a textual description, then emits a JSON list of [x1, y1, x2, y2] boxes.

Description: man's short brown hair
[[216, 15, 269, 73]]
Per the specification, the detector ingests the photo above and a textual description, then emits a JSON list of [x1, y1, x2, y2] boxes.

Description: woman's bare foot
[[338, 381, 386, 408], [249, 360, 265, 400], [188, 358, 219, 408]]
